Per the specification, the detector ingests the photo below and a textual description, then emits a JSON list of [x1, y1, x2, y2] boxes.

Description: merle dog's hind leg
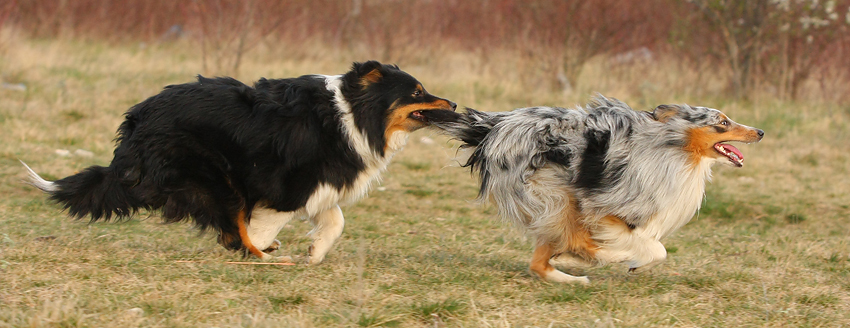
[[551, 252, 596, 269], [529, 242, 590, 284]]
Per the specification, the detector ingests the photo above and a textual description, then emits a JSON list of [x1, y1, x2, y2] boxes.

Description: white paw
[[257, 252, 295, 263], [628, 259, 665, 274], [257, 252, 276, 262], [306, 254, 325, 266], [306, 244, 329, 266], [543, 269, 590, 284]]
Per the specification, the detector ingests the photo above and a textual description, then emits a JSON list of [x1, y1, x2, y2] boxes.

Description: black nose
[[449, 101, 457, 111], [756, 129, 764, 138]]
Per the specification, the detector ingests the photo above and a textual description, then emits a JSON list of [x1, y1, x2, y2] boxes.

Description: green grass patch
[[268, 295, 307, 311], [411, 299, 466, 321], [785, 213, 806, 224], [405, 188, 434, 198], [541, 284, 606, 303], [680, 276, 717, 290], [796, 294, 839, 307], [400, 161, 431, 171]]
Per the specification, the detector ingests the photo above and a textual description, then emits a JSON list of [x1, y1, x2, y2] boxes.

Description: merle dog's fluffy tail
[[423, 107, 500, 167], [22, 161, 145, 221], [421, 108, 508, 202], [426, 108, 494, 147]]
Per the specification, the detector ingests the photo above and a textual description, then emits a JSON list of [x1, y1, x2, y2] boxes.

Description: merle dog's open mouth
[[714, 142, 744, 167]]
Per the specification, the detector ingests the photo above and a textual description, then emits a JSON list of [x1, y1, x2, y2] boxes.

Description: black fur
[[575, 130, 611, 191], [34, 61, 455, 251], [544, 148, 572, 167], [49, 165, 146, 221]]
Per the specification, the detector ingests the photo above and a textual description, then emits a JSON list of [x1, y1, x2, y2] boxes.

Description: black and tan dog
[[24, 61, 456, 264]]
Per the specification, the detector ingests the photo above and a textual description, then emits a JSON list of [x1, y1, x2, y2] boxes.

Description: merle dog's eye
[[720, 120, 729, 126], [412, 90, 421, 97]]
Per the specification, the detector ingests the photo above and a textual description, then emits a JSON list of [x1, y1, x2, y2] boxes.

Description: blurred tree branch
[[189, 0, 284, 76], [689, 0, 769, 99], [687, 0, 849, 100]]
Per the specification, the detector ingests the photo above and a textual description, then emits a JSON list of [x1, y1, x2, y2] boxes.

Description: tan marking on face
[[383, 98, 454, 151], [684, 119, 762, 166], [726, 122, 762, 143]]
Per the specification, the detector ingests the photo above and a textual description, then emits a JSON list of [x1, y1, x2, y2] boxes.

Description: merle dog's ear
[[352, 61, 384, 84], [652, 104, 680, 123]]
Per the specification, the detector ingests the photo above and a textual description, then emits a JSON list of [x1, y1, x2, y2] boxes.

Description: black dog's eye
[[412, 90, 422, 97]]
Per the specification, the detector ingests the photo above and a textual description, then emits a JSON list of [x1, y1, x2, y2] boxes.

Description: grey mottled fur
[[433, 95, 725, 235]]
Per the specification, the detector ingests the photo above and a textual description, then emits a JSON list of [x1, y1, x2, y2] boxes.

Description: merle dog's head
[[652, 104, 764, 167]]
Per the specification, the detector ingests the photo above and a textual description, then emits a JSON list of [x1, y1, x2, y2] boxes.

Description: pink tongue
[[719, 143, 743, 159]]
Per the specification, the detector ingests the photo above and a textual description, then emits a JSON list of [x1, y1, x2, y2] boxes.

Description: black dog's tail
[[22, 161, 145, 221]]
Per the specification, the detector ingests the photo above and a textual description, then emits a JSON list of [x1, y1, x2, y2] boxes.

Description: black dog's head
[[341, 60, 457, 153]]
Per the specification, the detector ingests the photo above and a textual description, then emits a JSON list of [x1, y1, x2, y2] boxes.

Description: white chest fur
[[245, 76, 406, 251], [299, 75, 403, 216], [639, 159, 713, 240]]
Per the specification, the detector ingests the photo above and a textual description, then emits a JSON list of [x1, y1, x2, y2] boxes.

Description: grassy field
[[1, 37, 849, 327]]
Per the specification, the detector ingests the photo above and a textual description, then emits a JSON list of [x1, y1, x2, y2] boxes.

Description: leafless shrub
[[185, 0, 286, 75], [4, 0, 848, 100], [686, 0, 850, 100]]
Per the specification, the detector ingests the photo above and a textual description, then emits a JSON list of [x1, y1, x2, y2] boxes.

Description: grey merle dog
[[421, 95, 763, 283]]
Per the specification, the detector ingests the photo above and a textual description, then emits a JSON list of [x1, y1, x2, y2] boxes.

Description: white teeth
[[715, 143, 742, 164]]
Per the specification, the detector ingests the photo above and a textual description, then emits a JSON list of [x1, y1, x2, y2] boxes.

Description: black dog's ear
[[352, 61, 384, 84], [352, 60, 382, 75], [652, 104, 680, 123]]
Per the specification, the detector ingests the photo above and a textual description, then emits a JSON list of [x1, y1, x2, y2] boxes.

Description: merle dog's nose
[[449, 101, 457, 111], [756, 129, 764, 139]]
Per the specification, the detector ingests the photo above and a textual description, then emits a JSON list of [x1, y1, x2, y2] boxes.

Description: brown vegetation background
[[3, 0, 849, 102]]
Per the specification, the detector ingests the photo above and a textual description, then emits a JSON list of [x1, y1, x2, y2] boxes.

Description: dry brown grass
[[1, 37, 849, 327]]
